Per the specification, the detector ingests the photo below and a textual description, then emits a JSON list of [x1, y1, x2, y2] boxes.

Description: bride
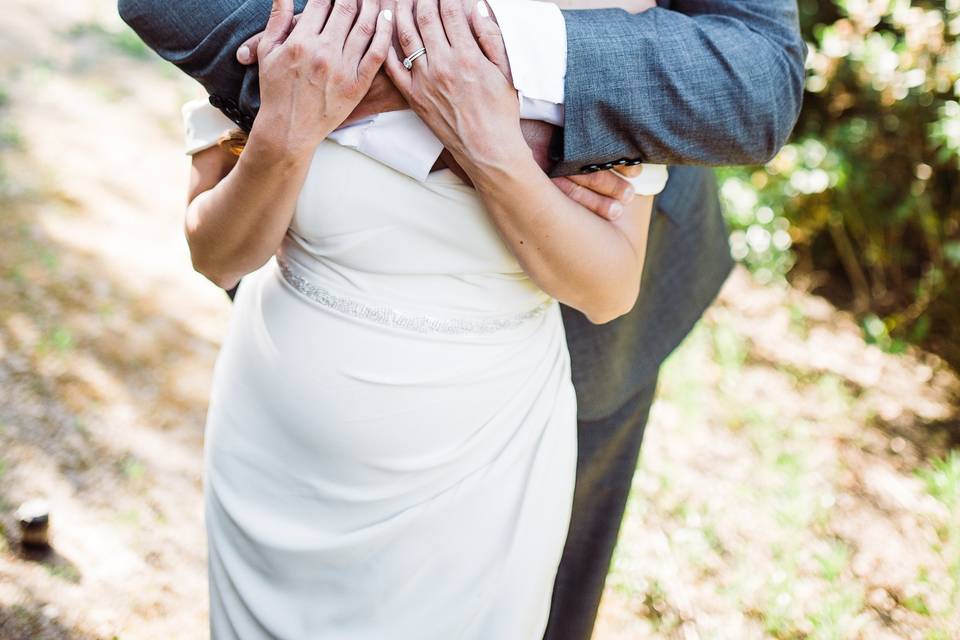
[[182, 0, 662, 636]]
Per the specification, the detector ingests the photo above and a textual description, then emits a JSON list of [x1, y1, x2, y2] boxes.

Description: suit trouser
[[542, 381, 658, 640]]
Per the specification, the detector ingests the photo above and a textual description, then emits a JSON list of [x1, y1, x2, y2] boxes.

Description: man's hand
[[520, 119, 636, 221], [553, 171, 637, 221]]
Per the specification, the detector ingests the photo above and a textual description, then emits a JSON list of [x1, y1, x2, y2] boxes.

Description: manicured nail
[[476, 0, 489, 17], [237, 45, 251, 64], [609, 202, 624, 219], [381, 8, 392, 21]]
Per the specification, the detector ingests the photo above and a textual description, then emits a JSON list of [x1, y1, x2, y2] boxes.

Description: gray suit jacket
[[118, 0, 806, 420]]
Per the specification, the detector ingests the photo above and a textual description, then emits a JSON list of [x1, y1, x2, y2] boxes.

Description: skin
[[186, 0, 392, 288], [189, 0, 655, 322], [233, 0, 655, 220], [383, 0, 653, 323]]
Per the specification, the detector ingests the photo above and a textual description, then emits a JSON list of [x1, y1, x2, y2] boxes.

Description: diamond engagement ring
[[402, 47, 427, 70]]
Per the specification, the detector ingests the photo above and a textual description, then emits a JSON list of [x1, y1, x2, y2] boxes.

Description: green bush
[[721, 0, 960, 363]]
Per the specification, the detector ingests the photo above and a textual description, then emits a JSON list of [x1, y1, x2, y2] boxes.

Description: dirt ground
[[1, 1, 958, 638]]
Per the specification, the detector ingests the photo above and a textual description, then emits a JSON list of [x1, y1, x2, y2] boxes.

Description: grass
[[0, 453, 7, 555], [44, 562, 82, 584], [0, 124, 20, 152], [0, 83, 17, 154], [68, 23, 153, 61], [600, 283, 960, 638], [117, 454, 146, 484], [916, 452, 960, 623], [36, 327, 74, 356], [0, 84, 10, 193], [919, 451, 960, 511]]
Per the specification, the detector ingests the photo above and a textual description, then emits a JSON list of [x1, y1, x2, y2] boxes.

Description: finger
[[395, 0, 425, 58], [553, 177, 625, 221], [322, 0, 359, 45], [237, 14, 302, 64], [237, 33, 262, 64], [385, 45, 414, 97], [568, 171, 635, 204], [260, 0, 296, 56], [415, 0, 450, 52], [294, 0, 333, 36], [470, 0, 511, 82], [615, 164, 644, 178], [438, 0, 475, 51], [344, 0, 381, 62], [358, 7, 395, 80]]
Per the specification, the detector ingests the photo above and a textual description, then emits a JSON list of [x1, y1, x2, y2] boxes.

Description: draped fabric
[[202, 139, 578, 638]]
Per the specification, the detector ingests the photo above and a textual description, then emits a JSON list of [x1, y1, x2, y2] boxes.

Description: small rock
[[889, 436, 907, 454], [16, 499, 51, 548], [867, 587, 893, 611]]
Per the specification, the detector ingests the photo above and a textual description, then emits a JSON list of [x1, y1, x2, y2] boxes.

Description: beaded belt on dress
[[277, 259, 552, 336]]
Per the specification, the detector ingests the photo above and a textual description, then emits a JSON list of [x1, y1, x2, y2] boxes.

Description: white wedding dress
[[184, 100, 665, 639]]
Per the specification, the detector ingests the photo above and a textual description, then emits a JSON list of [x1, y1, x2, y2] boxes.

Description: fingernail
[[621, 185, 635, 202], [477, 0, 489, 17], [237, 45, 251, 64], [609, 203, 624, 219], [381, 8, 392, 20]]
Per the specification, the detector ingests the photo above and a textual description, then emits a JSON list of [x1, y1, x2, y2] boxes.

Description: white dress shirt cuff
[[182, 98, 236, 155], [616, 165, 669, 196], [520, 96, 564, 127], [487, 0, 567, 125]]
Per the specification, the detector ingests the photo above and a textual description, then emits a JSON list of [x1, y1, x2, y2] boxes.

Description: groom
[[119, 0, 806, 637]]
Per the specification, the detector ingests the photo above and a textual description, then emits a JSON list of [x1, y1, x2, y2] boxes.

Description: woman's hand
[[383, 0, 654, 324], [253, 0, 394, 158], [384, 0, 528, 176], [183, 0, 393, 289]]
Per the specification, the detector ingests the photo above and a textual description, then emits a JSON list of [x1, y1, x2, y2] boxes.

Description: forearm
[[557, 2, 806, 172], [467, 153, 649, 323], [186, 134, 312, 289]]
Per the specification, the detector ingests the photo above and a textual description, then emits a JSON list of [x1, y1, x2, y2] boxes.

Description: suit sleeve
[[117, 0, 304, 129], [554, 0, 807, 175]]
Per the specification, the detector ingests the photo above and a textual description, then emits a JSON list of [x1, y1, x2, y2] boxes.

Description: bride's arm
[[183, 0, 391, 289], [387, 0, 654, 324], [468, 160, 653, 324], [186, 136, 310, 290]]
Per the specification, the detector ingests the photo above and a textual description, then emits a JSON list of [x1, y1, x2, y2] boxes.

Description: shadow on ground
[[0, 602, 101, 640], [1, 4, 218, 634]]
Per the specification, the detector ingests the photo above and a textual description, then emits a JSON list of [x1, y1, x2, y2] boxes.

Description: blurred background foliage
[[721, 0, 960, 365]]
